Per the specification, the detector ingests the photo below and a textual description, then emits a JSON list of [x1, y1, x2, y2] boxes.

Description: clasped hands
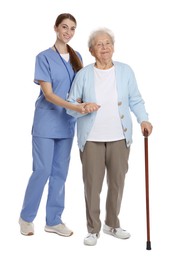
[[84, 102, 101, 113], [78, 102, 100, 114], [76, 98, 100, 114]]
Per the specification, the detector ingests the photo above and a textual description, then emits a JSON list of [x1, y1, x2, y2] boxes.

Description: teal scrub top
[[32, 48, 81, 138]]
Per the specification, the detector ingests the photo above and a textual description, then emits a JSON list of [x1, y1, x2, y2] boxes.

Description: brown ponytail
[[67, 44, 83, 72]]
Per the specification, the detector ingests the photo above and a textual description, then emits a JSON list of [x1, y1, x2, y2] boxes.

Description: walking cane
[[143, 128, 151, 250]]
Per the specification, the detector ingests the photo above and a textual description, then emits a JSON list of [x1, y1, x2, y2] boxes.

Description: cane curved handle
[[144, 128, 149, 137]]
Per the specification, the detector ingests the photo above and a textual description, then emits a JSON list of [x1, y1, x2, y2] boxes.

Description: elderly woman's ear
[[89, 47, 94, 56]]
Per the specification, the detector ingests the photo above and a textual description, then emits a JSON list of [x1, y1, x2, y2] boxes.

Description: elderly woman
[[67, 28, 153, 246]]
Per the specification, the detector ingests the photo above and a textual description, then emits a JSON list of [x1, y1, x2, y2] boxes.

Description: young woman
[[19, 13, 89, 237]]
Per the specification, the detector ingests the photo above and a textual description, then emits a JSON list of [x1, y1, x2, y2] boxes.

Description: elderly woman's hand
[[84, 103, 101, 113], [141, 121, 153, 136]]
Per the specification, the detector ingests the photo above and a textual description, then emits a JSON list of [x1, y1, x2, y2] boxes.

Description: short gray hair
[[88, 28, 115, 49]]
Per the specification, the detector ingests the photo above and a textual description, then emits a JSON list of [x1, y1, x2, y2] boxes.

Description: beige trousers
[[80, 140, 130, 234]]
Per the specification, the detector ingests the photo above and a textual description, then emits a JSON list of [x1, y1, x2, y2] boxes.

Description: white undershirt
[[87, 66, 124, 142], [61, 53, 69, 62]]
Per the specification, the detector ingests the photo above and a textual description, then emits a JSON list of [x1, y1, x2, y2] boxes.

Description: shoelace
[[87, 233, 97, 238], [112, 227, 126, 234]]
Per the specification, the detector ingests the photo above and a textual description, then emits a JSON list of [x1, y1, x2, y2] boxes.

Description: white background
[[1, 0, 172, 259]]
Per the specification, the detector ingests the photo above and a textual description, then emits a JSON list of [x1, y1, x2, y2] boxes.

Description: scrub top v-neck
[[32, 48, 77, 138]]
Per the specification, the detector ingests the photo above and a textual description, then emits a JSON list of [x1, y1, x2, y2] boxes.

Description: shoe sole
[[21, 231, 34, 236], [84, 241, 97, 246], [44, 228, 73, 237], [103, 229, 130, 239]]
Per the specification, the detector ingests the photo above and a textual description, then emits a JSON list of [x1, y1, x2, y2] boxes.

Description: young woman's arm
[[39, 81, 86, 113]]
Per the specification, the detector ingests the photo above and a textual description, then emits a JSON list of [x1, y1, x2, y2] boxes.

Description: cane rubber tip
[[146, 241, 151, 250]]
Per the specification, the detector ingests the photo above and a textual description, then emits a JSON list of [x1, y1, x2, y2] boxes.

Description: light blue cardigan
[[67, 61, 149, 151]]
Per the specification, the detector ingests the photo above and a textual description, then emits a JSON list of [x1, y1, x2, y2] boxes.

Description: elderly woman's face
[[90, 33, 114, 60]]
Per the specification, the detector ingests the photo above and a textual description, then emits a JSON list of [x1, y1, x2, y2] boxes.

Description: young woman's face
[[54, 18, 76, 43]]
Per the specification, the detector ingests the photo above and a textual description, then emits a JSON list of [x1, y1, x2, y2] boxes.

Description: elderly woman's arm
[[66, 73, 100, 118]]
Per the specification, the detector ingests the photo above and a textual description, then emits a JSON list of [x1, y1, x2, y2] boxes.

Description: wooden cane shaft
[[144, 136, 151, 242]]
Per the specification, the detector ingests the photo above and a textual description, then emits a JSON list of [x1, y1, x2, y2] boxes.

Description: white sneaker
[[103, 224, 130, 239], [84, 233, 100, 246], [19, 217, 34, 236], [44, 223, 73, 237]]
